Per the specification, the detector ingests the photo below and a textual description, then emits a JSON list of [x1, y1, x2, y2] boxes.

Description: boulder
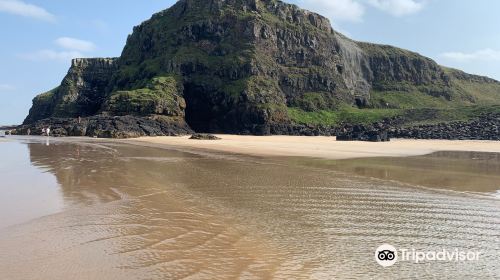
[[189, 134, 221, 140]]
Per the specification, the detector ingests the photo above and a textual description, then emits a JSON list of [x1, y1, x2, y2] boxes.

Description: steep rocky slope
[[20, 0, 500, 138], [25, 58, 118, 123]]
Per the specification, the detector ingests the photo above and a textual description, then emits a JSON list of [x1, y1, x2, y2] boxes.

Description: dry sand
[[130, 135, 500, 160]]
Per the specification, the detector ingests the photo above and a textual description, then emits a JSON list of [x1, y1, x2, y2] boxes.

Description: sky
[[1, 0, 500, 125]]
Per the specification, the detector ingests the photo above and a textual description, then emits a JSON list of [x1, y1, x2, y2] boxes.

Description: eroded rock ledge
[[10, 112, 499, 140], [13, 115, 192, 138], [392, 113, 500, 140], [336, 113, 500, 141]]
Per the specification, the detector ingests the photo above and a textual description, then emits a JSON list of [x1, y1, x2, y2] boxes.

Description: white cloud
[[440, 49, 500, 62], [55, 37, 96, 52], [0, 84, 15, 91], [0, 0, 55, 22], [296, 0, 425, 23], [18, 37, 95, 63], [367, 0, 425, 16], [298, 0, 365, 23], [19, 49, 85, 62]]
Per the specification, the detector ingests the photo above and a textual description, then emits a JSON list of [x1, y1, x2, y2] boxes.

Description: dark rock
[[189, 134, 221, 140], [24, 58, 118, 124], [335, 112, 500, 141], [337, 127, 390, 142], [1, 125, 19, 137], [20, 0, 500, 138], [391, 113, 500, 140], [14, 115, 193, 139]]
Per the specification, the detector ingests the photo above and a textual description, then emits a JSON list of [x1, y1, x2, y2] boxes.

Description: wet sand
[[293, 151, 500, 194], [1, 137, 499, 279], [131, 135, 500, 160]]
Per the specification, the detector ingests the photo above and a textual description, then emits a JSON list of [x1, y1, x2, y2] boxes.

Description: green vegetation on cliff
[[24, 88, 57, 124], [105, 76, 185, 116], [23, 0, 500, 135], [288, 106, 401, 126]]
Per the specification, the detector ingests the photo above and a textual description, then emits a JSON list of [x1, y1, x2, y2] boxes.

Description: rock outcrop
[[24, 58, 118, 124], [337, 129, 390, 142], [1, 125, 18, 136], [190, 133, 221, 140], [335, 113, 500, 141], [392, 113, 500, 140], [14, 116, 192, 138], [20, 0, 500, 138]]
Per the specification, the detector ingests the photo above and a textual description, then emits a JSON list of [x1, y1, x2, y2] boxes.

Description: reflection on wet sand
[[0, 139, 499, 279], [300, 151, 500, 193], [2, 142, 288, 279]]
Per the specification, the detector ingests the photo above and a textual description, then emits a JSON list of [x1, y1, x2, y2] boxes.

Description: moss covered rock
[[104, 76, 186, 116], [22, 0, 500, 136]]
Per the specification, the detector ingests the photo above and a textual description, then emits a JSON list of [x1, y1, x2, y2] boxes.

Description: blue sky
[[1, 0, 500, 125]]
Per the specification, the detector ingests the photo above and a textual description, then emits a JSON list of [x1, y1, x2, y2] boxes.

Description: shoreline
[[128, 135, 500, 160]]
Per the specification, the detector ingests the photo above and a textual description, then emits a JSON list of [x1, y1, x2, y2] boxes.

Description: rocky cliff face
[[24, 58, 118, 124], [22, 0, 500, 137]]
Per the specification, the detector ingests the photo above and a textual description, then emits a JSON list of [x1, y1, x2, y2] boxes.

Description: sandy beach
[[129, 135, 500, 160], [2, 137, 500, 279]]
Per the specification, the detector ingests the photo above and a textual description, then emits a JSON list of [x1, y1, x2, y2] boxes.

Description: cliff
[[24, 58, 118, 124], [21, 0, 500, 137]]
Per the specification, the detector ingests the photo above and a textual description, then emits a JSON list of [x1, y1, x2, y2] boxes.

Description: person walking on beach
[[46, 127, 51, 137], [27, 128, 31, 136]]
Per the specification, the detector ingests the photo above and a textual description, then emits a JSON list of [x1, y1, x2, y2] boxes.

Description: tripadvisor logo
[[375, 244, 397, 267], [375, 244, 481, 267]]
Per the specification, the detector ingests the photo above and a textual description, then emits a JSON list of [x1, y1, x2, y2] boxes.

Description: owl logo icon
[[375, 244, 398, 267]]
